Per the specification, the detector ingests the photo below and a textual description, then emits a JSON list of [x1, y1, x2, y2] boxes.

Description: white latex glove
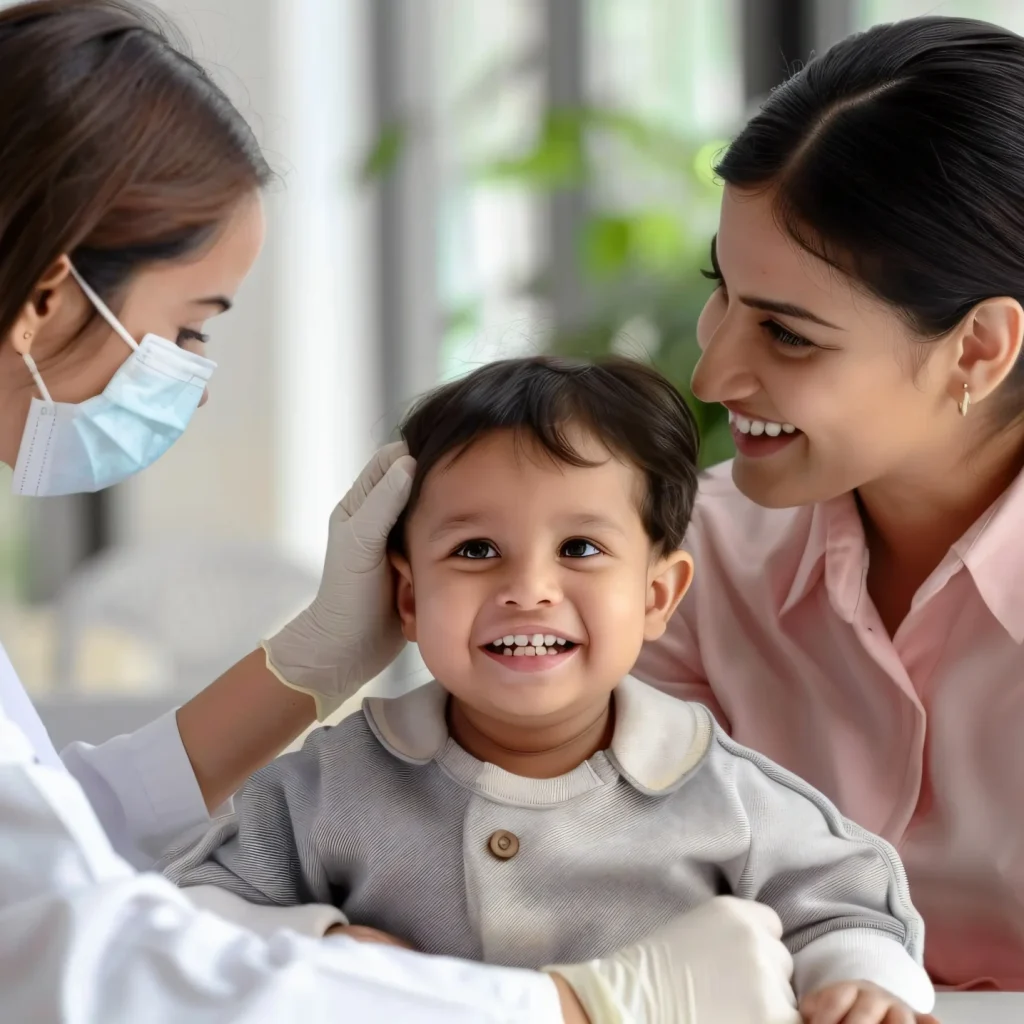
[[262, 442, 415, 720], [548, 896, 800, 1024]]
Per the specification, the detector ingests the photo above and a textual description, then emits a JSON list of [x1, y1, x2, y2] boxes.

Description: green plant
[[362, 100, 735, 468]]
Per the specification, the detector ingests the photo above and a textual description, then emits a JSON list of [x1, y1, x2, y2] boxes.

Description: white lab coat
[[0, 642, 563, 1023]]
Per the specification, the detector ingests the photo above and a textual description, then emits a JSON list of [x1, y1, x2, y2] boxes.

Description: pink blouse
[[634, 461, 1024, 991]]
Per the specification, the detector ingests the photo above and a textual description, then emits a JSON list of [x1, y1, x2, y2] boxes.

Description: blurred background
[[3, 0, 1023, 748]]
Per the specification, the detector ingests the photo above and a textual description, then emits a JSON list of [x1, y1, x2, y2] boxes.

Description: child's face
[[391, 428, 692, 726]]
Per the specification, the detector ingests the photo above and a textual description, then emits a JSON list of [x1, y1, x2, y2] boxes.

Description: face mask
[[12, 264, 217, 497]]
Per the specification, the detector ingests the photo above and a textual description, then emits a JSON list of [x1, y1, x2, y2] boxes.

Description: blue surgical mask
[[12, 264, 217, 497]]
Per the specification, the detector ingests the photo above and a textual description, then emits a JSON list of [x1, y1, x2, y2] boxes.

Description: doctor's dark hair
[[390, 356, 700, 556], [0, 0, 271, 344], [717, 16, 1024, 421]]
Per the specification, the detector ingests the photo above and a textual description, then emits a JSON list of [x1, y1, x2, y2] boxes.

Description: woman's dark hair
[[717, 16, 1024, 415], [0, 0, 271, 341], [391, 356, 700, 555]]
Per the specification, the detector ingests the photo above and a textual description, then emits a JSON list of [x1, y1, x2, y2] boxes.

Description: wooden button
[[487, 829, 520, 860]]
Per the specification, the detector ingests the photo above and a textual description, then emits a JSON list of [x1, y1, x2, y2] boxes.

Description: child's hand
[[324, 923, 415, 951], [800, 981, 940, 1024]]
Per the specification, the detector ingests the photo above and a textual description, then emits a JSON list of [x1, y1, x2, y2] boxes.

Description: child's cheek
[[414, 570, 481, 677]]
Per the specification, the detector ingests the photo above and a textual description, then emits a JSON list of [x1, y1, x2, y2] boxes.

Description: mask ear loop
[[21, 263, 139, 404], [67, 263, 139, 351], [22, 352, 52, 403]]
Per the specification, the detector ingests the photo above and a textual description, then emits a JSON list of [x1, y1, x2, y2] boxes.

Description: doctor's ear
[[10, 256, 74, 355], [389, 552, 417, 642]]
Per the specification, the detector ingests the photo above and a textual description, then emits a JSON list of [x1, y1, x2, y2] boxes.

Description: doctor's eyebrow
[[193, 296, 232, 313]]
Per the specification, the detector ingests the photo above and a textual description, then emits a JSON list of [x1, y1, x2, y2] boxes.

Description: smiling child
[[165, 356, 935, 1024]]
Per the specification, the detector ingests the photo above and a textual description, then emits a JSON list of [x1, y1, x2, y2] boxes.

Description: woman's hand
[[549, 896, 801, 1024], [325, 923, 415, 950], [263, 442, 415, 720], [800, 982, 940, 1024]]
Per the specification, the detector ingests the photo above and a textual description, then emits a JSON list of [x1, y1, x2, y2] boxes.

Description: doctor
[[0, 2, 798, 1022]]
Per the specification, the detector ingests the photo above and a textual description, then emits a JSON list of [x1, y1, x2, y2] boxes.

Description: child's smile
[[481, 629, 582, 674]]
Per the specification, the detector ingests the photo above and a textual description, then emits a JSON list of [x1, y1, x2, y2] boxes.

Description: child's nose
[[495, 558, 562, 609]]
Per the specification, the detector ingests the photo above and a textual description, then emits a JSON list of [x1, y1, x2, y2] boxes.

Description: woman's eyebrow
[[738, 295, 843, 329], [193, 296, 232, 313], [711, 234, 844, 330]]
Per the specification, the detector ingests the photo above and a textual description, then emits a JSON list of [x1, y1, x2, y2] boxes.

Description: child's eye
[[762, 320, 814, 350], [453, 539, 498, 560], [560, 538, 601, 559]]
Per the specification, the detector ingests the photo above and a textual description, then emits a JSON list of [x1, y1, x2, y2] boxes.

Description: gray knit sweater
[[164, 676, 932, 1007]]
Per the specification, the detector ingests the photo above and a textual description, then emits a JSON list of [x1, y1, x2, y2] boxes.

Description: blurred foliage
[[361, 90, 735, 468]]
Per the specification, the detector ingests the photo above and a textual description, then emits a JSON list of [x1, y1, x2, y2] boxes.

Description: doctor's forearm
[[175, 648, 316, 811], [552, 975, 593, 1024]]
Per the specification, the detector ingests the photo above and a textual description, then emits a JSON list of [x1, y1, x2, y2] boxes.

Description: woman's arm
[[175, 648, 315, 812], [175, 443, 418, 810], [64, 446, 416, 868], [2, 705, 571, 1024], [552, 977, 591, 1024]]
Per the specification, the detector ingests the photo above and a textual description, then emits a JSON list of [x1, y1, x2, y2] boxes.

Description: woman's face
[[692, 186, 972, 509], [115, 191, 266, 368], [0, 191, 265, 468]]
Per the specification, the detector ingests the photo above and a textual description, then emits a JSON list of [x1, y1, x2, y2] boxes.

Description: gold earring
[[22, 330, 32, 342], [958, 383, 971, 417]]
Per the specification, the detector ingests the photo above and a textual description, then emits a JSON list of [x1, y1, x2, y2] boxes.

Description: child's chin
[[480, 679, 591, 718]]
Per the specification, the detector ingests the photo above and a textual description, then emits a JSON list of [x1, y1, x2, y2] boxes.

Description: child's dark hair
[[392, 356, 700, 555]]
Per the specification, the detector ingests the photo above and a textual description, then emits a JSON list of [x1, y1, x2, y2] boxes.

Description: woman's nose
[[690, 309, 760, 406]]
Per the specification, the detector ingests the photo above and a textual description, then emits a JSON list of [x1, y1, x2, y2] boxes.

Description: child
[[165, 357, 936, 1024]]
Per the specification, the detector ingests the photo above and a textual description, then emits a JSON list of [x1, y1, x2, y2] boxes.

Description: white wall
[[118, 0, 381, 570]]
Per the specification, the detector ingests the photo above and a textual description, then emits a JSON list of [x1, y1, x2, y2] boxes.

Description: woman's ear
[[389, 551, 417, 642], [643, 550, 693, 642], [10, 256, 74, 355], [953, 297, 1024, 407]]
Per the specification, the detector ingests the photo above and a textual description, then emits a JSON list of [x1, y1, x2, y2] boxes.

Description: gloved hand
[[548, 896, 800, 1024], [262, 442, 415, 720]]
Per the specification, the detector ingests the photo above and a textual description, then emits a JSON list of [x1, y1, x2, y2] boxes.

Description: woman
[[629, 14, 1024, 994], [0, 2, 799, 1023]]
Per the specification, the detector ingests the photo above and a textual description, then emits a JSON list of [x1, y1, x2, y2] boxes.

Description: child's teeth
[[490, 634, 577, 654], [764, 422, 781, 437], [782, 423, 796, 433]]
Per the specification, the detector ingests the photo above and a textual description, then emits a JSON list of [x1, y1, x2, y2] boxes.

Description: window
[[857, 0, 1024, 32]]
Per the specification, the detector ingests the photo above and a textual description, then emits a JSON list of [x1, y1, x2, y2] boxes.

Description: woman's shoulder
[[687, 461, 814, 565]]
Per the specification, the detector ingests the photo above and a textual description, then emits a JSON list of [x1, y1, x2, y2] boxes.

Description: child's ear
[[643, 550, 693, 642], [389, 551, 418, 642]]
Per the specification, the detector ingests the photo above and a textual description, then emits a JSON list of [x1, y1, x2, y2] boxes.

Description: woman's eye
[[453, 539, 498, 560], [560, 538, 601, 559], [700, 267, 725, 296], [177, 328, 210, 346], [762, 320, 814, 350]]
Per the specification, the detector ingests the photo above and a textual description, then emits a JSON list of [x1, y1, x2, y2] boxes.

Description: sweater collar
[[363, 674, 713, 796]]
